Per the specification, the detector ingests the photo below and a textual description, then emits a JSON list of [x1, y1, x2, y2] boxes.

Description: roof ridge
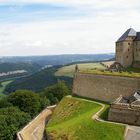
[[117, 28, 137, 42]]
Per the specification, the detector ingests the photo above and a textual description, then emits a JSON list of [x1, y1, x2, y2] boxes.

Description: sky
[[0, 0, 140, 56]]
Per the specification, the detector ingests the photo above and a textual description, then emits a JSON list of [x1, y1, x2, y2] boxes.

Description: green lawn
[[55, 63, 106, 77], [47, 96, 125, 140]]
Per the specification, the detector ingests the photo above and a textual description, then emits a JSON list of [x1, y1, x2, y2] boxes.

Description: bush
[[0, 107, 31, 140], [8, 90, 42, 117], [43, 81, 71, 105], [0, 98, 13, 108]]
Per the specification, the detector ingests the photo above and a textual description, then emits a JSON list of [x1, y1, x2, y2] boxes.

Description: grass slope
[[0, 93, 6, 100], [0, 80, 12, 99], [47, 96, 125, 140], [55, 63, 106, 77], [0, 80, 12, 94]]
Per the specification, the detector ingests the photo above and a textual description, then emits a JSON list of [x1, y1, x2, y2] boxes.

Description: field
[[0, 80, 12, 99], [47, 96, 125, 140], [55, 63, 106, 77]]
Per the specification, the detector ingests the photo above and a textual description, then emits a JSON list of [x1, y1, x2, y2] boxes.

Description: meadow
[[0, 80, 12, 99], [55, 63, 106, 77]]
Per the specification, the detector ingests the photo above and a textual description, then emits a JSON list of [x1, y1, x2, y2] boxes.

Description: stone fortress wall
[[108, 100, 140, 126], [72, 73, 140, 102]]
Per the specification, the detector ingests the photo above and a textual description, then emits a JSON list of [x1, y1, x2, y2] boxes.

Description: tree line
[[0, 81, 71, 140]]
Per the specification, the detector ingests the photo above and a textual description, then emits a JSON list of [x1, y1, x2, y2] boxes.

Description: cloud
[[0, 0, 140, 56]]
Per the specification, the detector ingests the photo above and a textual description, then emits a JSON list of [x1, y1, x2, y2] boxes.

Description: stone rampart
[[108, 103, 140, 126], [17, 105, 56, 140], [72, 73, 140, 102]]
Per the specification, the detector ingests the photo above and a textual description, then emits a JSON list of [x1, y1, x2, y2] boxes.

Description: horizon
[[0, 52, 115, 57], [0, 0, 140, 56]]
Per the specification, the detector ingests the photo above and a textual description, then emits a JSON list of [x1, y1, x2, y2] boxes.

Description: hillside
[[4, 66, 73, 94], [0, 62, 41, 81], [0, 62, 40, 73], [47, 96, 125, 140], [4, 62, 109, 94]]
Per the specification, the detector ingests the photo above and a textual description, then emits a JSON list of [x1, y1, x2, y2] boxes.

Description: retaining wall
[[72, 73, 140, 102], [108, 105, 140, 126], [17, 105, 56, 140]]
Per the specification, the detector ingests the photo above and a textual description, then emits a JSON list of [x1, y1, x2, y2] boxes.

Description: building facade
[[116, 28, 140, 68]]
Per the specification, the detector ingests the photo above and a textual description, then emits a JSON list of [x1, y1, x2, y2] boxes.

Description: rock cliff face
[[72, 73, 140, 102]]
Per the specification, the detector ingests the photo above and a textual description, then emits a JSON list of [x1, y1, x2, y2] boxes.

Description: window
[[128, 49, 130, 51], [126, 56, 128, 58], [135, 42, 138, 46], [128, 42, 130, 45]]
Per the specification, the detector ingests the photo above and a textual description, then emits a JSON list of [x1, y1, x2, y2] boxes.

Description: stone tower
[[116, 28, 137, 68]]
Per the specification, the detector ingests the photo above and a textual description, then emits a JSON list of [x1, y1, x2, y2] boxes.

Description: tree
[[43, 81, 70, 105], [0, 107, 31, 140], [0, 82, 2, 87], [8, 90, 42, 117], [0, 97, 13, 108]]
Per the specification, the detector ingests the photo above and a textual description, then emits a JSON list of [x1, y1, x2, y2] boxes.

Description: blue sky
[[0, 4, 82, 22], [0, 0, 140, 56]]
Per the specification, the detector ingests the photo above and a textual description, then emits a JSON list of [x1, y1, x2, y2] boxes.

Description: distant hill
[[0, 62, 41, 73], [4, 66, 73, 94], [0, 62, 41, 81], [0, 54, 115, 66], [4, 60, 114, 94]]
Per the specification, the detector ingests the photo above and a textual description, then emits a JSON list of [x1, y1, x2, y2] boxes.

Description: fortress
[[116, 28, 140, 68], [73, 28, 140, 126]]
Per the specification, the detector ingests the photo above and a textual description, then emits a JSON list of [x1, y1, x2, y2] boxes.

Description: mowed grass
[[55, 63, 106, 77], [47, 96, 125, 140]]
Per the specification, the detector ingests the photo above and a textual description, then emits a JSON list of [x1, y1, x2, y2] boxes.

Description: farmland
[[55, 63, 106, 77]]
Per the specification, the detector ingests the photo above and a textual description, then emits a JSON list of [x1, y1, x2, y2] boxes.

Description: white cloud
[[0, 0, 140, 56]]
